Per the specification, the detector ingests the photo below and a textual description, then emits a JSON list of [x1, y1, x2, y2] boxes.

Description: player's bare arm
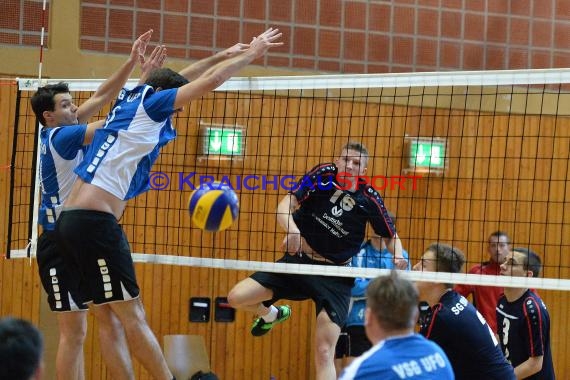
[[277, 194, 301, 254], [173, 28, 283, 109], [138, 44, 167, 85], [82, 39, 167, 145], [178, 42, 249, 81], [77, 29, 153, 123], [386, 235, 408, 269]]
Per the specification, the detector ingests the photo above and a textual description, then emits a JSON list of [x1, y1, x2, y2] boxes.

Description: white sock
[[262, 305, 279, 322]]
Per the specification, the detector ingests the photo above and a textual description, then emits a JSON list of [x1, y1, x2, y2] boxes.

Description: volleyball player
[[54, 28, 283, 380], [31, 29, 163, 380], [228, 142, 408, 380], [414, 243, 516, 380], [339, 271, 454, 380], [497, 248, 554, 379]]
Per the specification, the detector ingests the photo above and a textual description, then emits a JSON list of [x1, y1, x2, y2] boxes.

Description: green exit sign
[[203, 127, 244, 155], [409, 140, 446, 170]]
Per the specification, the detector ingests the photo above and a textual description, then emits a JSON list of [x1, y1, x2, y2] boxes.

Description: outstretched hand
[[248, 28, 284, 58], [131, 29, 154, 64], [140, 45, 167, 75], [223, 43, 250, 58]]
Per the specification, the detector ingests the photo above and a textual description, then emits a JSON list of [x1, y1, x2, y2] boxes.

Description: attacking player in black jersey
[[228, 142, 407, 380]]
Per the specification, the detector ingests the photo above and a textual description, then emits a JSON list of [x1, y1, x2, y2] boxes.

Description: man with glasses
[[497, 248, 554, 380]]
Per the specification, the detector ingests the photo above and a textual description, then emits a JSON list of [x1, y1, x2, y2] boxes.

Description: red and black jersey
[[454, 261, 504, 333], [291, 162, 395, 264], [496, 290, 554, 380], [419, 291, 516, 380]]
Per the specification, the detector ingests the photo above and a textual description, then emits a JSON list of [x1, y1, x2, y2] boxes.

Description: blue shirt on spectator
[[346, 239, 410, 327]]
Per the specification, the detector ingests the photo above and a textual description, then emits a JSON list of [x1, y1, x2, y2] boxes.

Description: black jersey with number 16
[[291, 162, 396, 264]]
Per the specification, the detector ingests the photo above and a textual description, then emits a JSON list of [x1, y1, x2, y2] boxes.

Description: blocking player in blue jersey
[[414, 243, 516, 380], [497, 248, 555, 379], [339, 271, 454, 380], [335, 216, 411, 375], [228, 142, 409, 379], [54, 28, 283, 380], [30, 29, 165, 380]]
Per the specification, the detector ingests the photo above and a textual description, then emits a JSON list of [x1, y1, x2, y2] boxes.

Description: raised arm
[[277, 193, 299, 233], [77, 29, 153, 123], [178, 42, 249, 81], [277, 193, 302, 254], [139, 44, 167, 85], [173, 28, 283, 110]]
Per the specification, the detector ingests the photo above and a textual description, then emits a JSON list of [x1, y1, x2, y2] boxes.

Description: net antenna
[[24, 0, 49, 259], [38, 0, 47, 82]]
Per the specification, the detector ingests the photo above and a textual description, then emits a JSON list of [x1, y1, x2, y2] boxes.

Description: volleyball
[[188, 183, 239, 232]]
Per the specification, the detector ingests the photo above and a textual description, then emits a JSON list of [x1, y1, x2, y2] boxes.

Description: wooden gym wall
[[0, 83, 568, 379]]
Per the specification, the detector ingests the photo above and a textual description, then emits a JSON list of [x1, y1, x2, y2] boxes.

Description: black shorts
[[36, 230, 88, 312], [334, 325, 372, 359], [250, 253, 354, 327], [55, 209, 139, 305]]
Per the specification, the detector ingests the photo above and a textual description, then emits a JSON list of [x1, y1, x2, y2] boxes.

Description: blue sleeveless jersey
[[75, 85, 177, 200], [39, 125, 87, 230], [339, 334, 454, 380]]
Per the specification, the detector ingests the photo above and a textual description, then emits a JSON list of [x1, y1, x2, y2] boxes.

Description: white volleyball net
[[7, 70, 570, 291]]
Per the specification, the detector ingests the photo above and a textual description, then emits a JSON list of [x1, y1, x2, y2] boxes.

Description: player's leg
[[228, 274, 292, 336], [105, 298, 172, 380], [56, 211, 172, 379], [315, 309, 341, 380], [89, 304, 134, 380], [36, 230, 88, 380], [307, 273, 353, 380], [55, 311, 87, 380], [228, 253, 302, 314], [334, 328, 349, 378], [227, 277, 274, 314]]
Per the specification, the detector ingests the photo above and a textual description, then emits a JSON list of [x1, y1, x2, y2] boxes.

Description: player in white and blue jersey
[[31, 29, 166, 380], [497, 248, 554, 380], [414, 243, 516, 380], [339, 271, 454, 380], [54, 28, 283, 380]]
